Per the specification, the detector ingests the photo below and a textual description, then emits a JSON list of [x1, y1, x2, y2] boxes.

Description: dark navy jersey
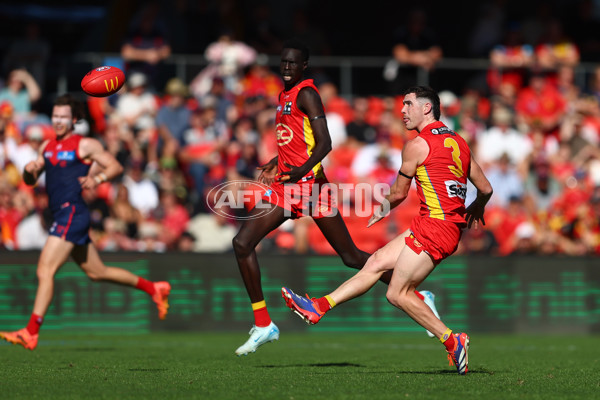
[[43, 134, 92, 213]]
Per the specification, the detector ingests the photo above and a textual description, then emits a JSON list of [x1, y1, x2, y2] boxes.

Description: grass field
[[1, 332, 598, 400]]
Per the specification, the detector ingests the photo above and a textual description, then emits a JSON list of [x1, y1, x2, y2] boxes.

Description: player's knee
[[36, 265, 55, 282], [85, 268, 105, 282], [385, 289, 406, 310], [232, 235, 252, 257]]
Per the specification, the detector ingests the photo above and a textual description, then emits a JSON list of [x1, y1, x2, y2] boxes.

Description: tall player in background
[[282, 86, 493, 375], [0, 94, 171, 350], [232, 40, 439, 356]]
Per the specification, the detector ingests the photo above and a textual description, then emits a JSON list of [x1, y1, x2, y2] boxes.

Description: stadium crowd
[[1, 1, 600, 257]]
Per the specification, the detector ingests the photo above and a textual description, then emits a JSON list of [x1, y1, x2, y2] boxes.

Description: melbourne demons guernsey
[[43, 134, 91, 213], [414, 121, 470, 224], [275, 79, 325, 179]]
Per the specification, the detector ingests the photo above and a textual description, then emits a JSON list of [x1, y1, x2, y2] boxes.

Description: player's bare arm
[[465, 156, 493, 229], [23, 140, 49, 186], [277, 87, 332, 183], [77, 137, 124, 190], [368, 137, 428, 227]]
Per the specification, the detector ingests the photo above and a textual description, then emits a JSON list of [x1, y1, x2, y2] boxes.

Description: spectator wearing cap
[[115, 72, 159, 162], [156, 77, 192, 159]]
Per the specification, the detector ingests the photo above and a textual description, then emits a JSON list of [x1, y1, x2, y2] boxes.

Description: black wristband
[[398, 170, 414, 180], [310, 115, 326, 121]]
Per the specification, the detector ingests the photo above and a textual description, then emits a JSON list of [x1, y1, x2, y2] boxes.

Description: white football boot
[[235, 321, 280, 356]]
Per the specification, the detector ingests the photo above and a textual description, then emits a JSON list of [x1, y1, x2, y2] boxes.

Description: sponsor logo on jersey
[[282, 101, 293, 115], [431, 126, 455, 135], [44, 151, 53, 158], [445, 180, 467, 199], [57, 151, 75, 161], [276, 123, 293, 146]]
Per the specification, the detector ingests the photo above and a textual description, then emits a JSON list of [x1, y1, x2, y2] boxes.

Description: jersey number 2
[[444, 138, 463, 178]]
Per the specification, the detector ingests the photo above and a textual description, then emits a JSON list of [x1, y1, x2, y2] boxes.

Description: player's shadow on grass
[[260, 362, 363, 368], [393, 369, 492, 375]]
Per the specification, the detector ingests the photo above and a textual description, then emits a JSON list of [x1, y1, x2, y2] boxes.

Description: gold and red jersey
[[275, 79, 325, 180], [414, 121, 470, 224]]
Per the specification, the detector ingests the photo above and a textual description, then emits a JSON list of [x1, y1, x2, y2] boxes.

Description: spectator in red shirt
[[515, 70, 567, 136]]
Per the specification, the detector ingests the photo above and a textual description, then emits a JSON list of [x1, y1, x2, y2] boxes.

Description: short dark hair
[[282, 38, 309, 62], [403, 86, 441, 120], [54, 94, 84, 121]]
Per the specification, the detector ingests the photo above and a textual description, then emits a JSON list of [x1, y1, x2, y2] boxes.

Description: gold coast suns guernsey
[[415, 121, 470, 224], [275, 79, 325, 179]]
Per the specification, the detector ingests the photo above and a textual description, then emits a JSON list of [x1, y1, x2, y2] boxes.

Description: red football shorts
[[263, 176, 335, 219], [405, 215, 463, 264]]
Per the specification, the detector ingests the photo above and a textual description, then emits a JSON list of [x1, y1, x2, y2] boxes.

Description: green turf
[[1, 332, 598, 400]]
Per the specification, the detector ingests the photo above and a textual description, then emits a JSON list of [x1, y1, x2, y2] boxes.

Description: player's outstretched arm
[[368, 138, 426, 227], [465, 156, 493, 229], [23, 140, 49, 186], [78, 138, 124, 190]]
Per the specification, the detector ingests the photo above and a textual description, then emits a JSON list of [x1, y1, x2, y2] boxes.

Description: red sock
[[252, 301, 271, 327], [136, 277, 156, 296], [26, 313, 43, 335], [414, 290, 424, 301], [443, 331, 456, 352], [314, 297, 331, 312]]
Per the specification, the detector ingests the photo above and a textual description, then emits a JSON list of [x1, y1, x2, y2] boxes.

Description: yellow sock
[[440, 328, 453, 343], [325, 295, 336, 309]]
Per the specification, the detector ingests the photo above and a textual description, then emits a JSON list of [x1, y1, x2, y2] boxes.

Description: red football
[[81, 66, 125, 97]]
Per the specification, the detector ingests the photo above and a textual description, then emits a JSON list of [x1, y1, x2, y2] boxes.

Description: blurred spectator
[[156, 77, 192, 159], [120, 1, 172, 89], [485, 153, 525, 208], [0, 102, 20, 171], [179, 103, 229, 213], [186, 212, 236, 252], [15, 188, 50, 250], [318, 82, 350, 149], [136, 220, 167, 252], [514, 70, 567, 135], [0, 69, 41, 124], [115, 72, 159, 163], [121, 159, 159, 218], [383, 7, 442, 94], [110, 183, 143, 240], [523, 159, 561, 213], [534, 18, 580, 72], [0, 180, 25, 250], [176, 231, 197, 252], [346, 97, 377, 145], [487, 23, 535, 94], [154, 189, 190, 249], [226, 117, 260, 180], [154, 157, 188, 200], [190, 30, 256, 98], [9, 125, 47, 186], [476, 107, 532, 167], [83, 186, 111, 234], [239, 54, 284, 106]]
